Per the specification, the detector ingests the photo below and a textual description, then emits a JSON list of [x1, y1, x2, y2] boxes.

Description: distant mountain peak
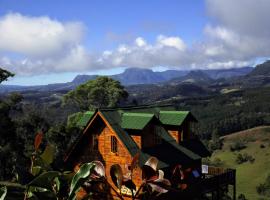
[[123, 67, 153, 73], [248, 60, 270, 76], [72, 74, 97, 84]]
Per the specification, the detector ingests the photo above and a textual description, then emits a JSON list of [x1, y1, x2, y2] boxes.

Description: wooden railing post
[[233, 170, 236, 200]]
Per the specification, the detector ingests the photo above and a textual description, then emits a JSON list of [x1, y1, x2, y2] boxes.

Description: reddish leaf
[[130, 153, 140, 172], [90, 161, 105, 179], [142, 165, 158, 181], [34, 132, 43, 151], [148, 178, 171, 193]]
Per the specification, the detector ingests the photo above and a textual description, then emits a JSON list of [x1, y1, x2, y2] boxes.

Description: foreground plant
[[0, 187, 7, 200]]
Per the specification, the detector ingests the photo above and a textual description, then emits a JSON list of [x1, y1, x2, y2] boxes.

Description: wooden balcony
[[198, 166, 236, 200]]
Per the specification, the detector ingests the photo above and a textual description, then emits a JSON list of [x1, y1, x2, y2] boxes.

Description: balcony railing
[[198, 166, 236, 199]]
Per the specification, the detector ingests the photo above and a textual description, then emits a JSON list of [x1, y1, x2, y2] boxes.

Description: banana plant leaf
[[61, 171, 75, 183], [0, 186, 7, 200], [145, 157, 158, 171], [27, 171, 61, 190], [31, 166, 42, 176], [68, 162, 96, 200], [110, 164, 123, 190], [32, 190, 57, 200], [148, 178, 171, 194], [40, 145, 55, 165], [142, 165, 158, 181]]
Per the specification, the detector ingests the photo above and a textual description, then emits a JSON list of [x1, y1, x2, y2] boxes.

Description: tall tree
[[0, 68, 14, 84], [63, 76, 128, 110]]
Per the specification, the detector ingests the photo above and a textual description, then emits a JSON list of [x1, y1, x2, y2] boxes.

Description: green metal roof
[[159, 111, 189, 126], [121, 112, 154, 130], [77, 111, 95, 127]]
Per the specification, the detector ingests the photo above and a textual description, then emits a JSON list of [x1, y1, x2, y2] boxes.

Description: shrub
[[211, 158, 225, 167], [235, 153, 255, 164], [230, 140, 246, 152], [238, 193, 247, 200], [202, 157, 225, 167], [257, 174, 270, 197]]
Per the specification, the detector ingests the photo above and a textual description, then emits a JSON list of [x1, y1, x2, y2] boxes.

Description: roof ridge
[[99, 104, 174, 111], [122, 112, 154, 117], [159, 110, 189, 113]]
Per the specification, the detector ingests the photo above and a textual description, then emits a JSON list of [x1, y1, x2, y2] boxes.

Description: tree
[[0, 67, 14, 83], [63, 76, 128, 110]]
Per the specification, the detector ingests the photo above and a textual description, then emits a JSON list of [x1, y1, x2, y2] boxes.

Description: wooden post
[[233, 170, 236, 200]]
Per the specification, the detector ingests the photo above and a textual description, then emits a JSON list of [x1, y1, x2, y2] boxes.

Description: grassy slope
[[210, 126, 270, 199]]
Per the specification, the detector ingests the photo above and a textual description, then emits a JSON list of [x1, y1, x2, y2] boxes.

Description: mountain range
[[0, 67, 253, 93]]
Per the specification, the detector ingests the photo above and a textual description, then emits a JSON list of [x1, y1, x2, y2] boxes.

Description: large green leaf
[[40, 145, 55, 165], [27, 171, 61, 190], [27, 187, 57, 200], [61, 171, 75, 183], [32, 191, 57, 200], [0, 187, 7, 200], [68, 162, 96, 200], [31, 166, 42, 176]]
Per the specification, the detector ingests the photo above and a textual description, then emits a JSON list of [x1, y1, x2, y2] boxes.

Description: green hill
[[210, 126, 270, 199]]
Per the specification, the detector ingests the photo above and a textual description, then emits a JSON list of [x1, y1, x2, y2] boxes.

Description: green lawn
[[210, 126, 270, 200]]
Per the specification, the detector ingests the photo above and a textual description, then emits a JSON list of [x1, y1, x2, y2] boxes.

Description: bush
[[235, 153, 255, 164], [230, 140, 246, 152], [202, 157, 225, 167], [211, 158, 225, 167], [257, 174, 270, 197], [238, 194, 247, 200]]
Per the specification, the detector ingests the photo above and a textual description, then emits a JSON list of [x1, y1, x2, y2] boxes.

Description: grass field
[[210, 126, 270, 199]]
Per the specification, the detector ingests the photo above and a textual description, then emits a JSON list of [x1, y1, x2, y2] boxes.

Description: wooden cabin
[[64, 105, 211, 198]]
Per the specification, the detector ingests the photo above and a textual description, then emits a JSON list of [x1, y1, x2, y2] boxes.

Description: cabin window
[[111, 136, 118, 153]]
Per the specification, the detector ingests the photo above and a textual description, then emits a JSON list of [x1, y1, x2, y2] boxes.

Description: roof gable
[[121, 112, 154, 130], [159, 111, 190, 126]]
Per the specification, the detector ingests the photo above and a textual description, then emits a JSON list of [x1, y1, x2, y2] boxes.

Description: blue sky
[[0, 0, 269, 85]]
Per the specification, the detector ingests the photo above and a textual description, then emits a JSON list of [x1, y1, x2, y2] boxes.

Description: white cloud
[[2, 0, 270, 77], [0, 13, 84, 57], [206, 0, 270, 38], [204, 0, 270, 61], [0, 45, 94, 75], [135, 37, 147, 47], [98, 35, 189, 69], [0, 13, 95, 75], [157, 35, 186, 51]]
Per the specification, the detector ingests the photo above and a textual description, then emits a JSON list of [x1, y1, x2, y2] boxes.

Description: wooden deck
[[199, 166, 236, 200]]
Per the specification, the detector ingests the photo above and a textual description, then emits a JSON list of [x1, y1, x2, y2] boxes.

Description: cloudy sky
[[0, 0, 269, 85]]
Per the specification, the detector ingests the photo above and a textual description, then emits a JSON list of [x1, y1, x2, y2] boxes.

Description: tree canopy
[[0, 68, 14, 84], [63, 76, 128, 110]]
